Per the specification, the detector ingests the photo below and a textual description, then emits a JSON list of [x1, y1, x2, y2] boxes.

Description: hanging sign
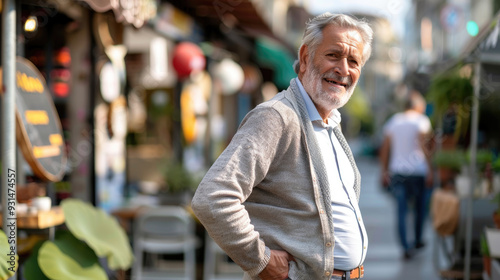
[[14, 57, 67, 182]]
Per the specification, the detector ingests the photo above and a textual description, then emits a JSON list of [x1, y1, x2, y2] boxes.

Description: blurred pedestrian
[[192, 13, 373, 280], [379, 91, 433, 260]]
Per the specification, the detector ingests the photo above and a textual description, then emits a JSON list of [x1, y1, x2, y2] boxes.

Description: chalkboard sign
[[15, 57, 67, 182]]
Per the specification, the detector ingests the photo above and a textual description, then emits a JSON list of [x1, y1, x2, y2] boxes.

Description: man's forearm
[[192, 186, 271, 276], [379, 136, 390, 172]]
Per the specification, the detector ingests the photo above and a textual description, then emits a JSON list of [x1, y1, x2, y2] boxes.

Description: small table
[[111, 205, 150, 233], [0, 206, 65, 240]]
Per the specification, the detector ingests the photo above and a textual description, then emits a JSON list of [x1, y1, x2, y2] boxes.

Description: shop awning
[[181, 0, 272, 36], [255, 38, 296, 89], [174, 0, 294, 52]]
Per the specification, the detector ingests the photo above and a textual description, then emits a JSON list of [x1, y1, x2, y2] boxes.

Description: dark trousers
[[390, 175, 428, 251]]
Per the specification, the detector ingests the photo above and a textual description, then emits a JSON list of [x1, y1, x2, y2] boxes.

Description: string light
[[24, 16, 38, 33]]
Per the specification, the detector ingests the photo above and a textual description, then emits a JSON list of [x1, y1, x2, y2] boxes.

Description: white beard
[[301, 62, 357, 112]]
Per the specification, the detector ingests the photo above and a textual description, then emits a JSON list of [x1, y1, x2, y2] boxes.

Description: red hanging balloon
[[172, 42, 206, 80]]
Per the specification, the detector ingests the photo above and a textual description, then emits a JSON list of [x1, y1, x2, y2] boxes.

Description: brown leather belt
[[332, 265, 364, 279]]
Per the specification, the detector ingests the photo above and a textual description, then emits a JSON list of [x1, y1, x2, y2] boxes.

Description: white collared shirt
[[296, 78, 368, 270]]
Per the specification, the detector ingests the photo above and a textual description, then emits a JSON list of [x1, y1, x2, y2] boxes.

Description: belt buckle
[[337, 265, 363, 280]]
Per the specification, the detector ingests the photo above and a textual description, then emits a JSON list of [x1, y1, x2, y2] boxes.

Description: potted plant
[[0, 230, 17, 280], [160, 159, 201, 205], [468, 149, 495, 173], [23, 199, 133, 280], [427, 66, 473, 143], [433, 149, 466, 189], [465, 149, 495, 196], [433, 149, 466, 171]]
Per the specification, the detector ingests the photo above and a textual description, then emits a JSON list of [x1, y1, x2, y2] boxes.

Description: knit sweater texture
[[191, 78, 361, 280]]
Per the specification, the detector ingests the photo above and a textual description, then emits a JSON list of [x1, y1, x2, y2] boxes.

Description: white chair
[[132, 206, 201, 280], [203, 233, 244, 280]]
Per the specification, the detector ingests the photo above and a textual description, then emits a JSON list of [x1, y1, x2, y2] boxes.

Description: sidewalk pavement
[[356, 155, 441, 280]]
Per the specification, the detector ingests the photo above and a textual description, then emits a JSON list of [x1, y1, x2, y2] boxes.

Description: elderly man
[[192, 13, 373, 280]]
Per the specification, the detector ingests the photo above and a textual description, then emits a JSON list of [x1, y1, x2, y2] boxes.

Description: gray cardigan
[[191, 78, 361, 280]]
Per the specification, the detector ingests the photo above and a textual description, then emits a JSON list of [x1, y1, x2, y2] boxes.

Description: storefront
[[2, 1, 88, 208], [1, 0, 298, 217], [1, 0, 158, 211]]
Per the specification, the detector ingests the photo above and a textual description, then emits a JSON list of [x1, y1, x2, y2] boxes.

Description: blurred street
[[6, 0, 500, 279], [355, 154, 441, 280]]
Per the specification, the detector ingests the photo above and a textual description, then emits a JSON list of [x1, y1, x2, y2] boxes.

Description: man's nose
[[334, 58, 349, 76]]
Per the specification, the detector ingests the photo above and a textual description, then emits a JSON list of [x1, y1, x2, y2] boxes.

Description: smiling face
[[298, 25, 364, 120]]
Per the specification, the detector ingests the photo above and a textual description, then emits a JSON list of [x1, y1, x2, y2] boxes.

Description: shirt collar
[[295, 77, 341, 127]]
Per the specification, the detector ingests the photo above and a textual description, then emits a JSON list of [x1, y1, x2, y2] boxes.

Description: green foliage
[[427, 68, 473, 117], [465, 149, 495, 172], [427, 67, 473, 140], [38, 241, 107, 280], [481, 232, 490, 257], [24, 199, 134, 280], [51, 230, 100, 268], [163, 160, 200, 194], [61, 199, 133, 270], [433, 150, 466, 171], [0, 230, 17, 280], [343, 88, 374, 135], [24, 230, 105, 280], [434, 149, 496, 172], [493, 158, 500, 173], [23, 240, 49, 280]]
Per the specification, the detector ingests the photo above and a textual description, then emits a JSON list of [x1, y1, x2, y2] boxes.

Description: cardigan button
[[325, 271, 331, 276], [326, 242, 332, 247]]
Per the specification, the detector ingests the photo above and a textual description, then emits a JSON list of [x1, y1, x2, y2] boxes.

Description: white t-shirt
[[383, 111, 431, 176]]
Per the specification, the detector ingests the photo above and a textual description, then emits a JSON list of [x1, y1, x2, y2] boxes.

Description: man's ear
[[298, 45, 309, 74]]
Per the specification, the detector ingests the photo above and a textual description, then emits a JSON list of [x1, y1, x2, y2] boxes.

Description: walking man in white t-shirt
[[379, 91, 433, 259]]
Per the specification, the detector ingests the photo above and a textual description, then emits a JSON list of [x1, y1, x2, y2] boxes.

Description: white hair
[[293, 13, 373, 74]]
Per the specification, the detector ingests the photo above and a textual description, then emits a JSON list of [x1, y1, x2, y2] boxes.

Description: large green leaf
[[23, 240, 50, 280], [24, 230, 101, 280], [61, 199, 133, 270], [0, 230, 17, 280], [52, 230, 99, 268], [38, 241, 107, 280]]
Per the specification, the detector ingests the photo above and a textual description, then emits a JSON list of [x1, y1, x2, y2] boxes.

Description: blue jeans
[[390, 175, 428, 251]]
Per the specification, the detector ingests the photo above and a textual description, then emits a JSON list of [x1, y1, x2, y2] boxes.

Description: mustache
[[322, 72, 353, 87]]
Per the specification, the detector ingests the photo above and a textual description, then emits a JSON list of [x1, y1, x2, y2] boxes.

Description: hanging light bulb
[[24, 16, 38, 33]]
